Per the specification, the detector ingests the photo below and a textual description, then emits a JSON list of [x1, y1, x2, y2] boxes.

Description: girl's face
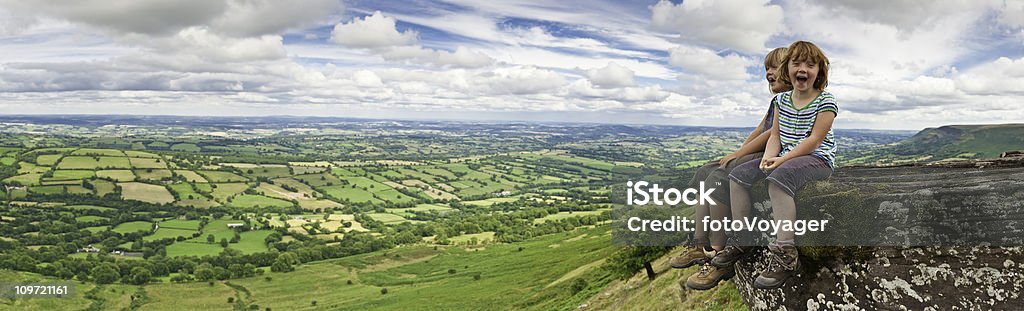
[[766, 65, 791, 94], [788, 57, 819, 92]]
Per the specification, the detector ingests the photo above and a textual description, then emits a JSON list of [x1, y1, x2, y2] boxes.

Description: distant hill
[[846, 123, 1024, 165], [892, 124, 1024, 158]]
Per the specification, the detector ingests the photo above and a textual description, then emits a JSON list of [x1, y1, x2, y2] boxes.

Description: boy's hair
[[779, 41, 829, 90], [763, 47, 788, 69]]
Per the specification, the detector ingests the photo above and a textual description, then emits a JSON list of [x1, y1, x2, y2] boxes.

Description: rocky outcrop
[[732, 159, 1024, 310]]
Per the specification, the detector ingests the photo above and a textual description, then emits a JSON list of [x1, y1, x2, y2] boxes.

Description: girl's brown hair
[[764, 47, 788, 70], [779, 41, 829, 90]]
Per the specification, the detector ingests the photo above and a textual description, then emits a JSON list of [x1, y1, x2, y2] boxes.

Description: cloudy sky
[[1, 0, 1022, 130]]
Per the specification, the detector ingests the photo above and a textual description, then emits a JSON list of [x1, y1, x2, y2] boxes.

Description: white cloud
[[782, 0, 986, 80], [328, 12, 493, 68], [381, 45, 493, 68], [1, 0, 1023, 129], [330, 11, 417, 48], [480, 66, 567, 95], [955, 56, 1024, 95], [585, 62, 636, 88], [212, 0, 340, 37], [668, 45, 753, 80], [352, 70, 384, 88], [999, 0, 1024, 28], [567, 79, 667, 102], [812, 0, 985, 33], [650, 0, 783, 53], [147, 27, 287, 63], [0, 0, 228, 36]]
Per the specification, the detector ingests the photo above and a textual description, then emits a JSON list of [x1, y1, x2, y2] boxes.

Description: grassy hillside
[[0, 226, 620, 311], [846, 124, 1024, 165], [582, 246, 745, 311]]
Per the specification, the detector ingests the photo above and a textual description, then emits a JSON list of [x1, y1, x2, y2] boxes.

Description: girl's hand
[[760, 157, 785, 171], [719, 152, 739, 167]]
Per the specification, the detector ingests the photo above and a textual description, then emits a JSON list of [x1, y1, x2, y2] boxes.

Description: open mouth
[[795, 73, 809, 84]]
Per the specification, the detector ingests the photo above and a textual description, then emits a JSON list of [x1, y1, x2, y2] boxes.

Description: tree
[[90, 263, 120, 284], [207, 234, 215, 243], [604, 246, 669, 280], [194, 263, 216, 281], [129, 267, 152, 285], [270, 258, 293, 273], [570, 278, 588, 294]]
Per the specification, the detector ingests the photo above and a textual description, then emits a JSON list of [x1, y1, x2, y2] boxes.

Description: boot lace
[[696, 263, 712, 277], [766, 248, 795, 273]]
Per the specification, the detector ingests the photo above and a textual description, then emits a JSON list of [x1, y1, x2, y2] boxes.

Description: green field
[[57, 156, 132, 169], [175, 170, 208, 182], [199, 170, 248, 182], [28, 185, 65, 195], [83, 225, 109, 233], [129, 157, 167, 169], [168, 182, 204, 200], [237, 165, 292, 178], [124, 150, 160, 158], [91, 180, 117, 196], [4, 173, 42, 186], [366, 212, 414, 225], [96, 169, 136, 181], [49, 170, 95, 180], [72, 148, 125, 156], [208, 183, 250, 202], [111, 221, 153, 234], [391, 203, 454, 213], [230, 230, 273, 254], [462, 196, 522, 207], [144, 227, 196, 241], [35, 154, 62, 166], [119, 182, 175, 204], [134, 169, 172, 180], [74, 215, 108, 223], [293, 173, 341, 187], [160, 219, 202, 230], [228, 194, 294, 208], [199, 219, 247, 242]]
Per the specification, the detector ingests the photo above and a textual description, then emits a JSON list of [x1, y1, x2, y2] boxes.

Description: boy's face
[[788, 57, 819, 92], [766, 65, 791, 94]]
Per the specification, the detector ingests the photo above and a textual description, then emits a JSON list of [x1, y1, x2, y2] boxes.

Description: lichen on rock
[[730, 160, 1024, 310]]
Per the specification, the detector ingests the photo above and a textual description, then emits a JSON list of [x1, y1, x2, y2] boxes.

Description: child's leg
[[729, 180, 751, 224], [708, 202, 729, 250], [671, 162, 720, 270], [685, 161, 719, 245], [763, 155, 833, 245], [725, 159, 766, 247], [694, 202, 709, 243], [767, 182, 796, 244]]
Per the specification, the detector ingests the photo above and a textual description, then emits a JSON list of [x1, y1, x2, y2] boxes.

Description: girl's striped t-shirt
[[775, 90, 838, 168]]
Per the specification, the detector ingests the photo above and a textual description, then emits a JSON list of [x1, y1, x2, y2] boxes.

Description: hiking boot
[[670, 245, 708, 269], [710, 245, 750, 268], [684, 263, 735, 290], [753, 244, 800, 289]]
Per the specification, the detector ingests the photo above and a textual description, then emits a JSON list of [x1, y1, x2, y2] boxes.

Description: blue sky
[[0, 0, 1022, 130]]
